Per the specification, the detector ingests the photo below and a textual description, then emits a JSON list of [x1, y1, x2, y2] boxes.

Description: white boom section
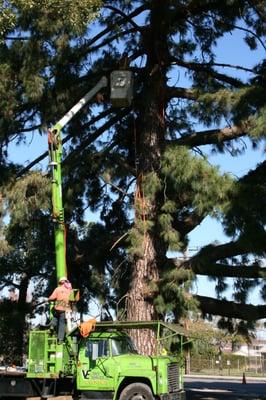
[[57, 76, 108, 129]]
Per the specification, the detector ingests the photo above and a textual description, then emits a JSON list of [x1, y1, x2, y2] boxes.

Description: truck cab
[[77, 330, 181, 399], [24, 321, 185, 400]]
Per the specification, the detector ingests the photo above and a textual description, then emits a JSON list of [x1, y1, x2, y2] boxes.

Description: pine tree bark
[[125, 83, 166, 354], [16, 272, 30, 363], [126, 17, 167, 351], [127, 231, 160, 355]]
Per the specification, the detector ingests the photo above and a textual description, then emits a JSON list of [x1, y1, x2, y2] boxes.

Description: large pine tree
[[0, 0, 266, 354]]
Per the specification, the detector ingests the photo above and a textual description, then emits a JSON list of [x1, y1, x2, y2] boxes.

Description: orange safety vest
[[49, 286, 72, 311]]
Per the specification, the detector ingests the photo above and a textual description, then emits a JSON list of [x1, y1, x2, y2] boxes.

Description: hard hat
[[59, 276, 68, 283]]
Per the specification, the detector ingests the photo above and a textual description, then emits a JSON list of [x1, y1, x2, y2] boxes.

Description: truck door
[[77, 339, 117, 392]]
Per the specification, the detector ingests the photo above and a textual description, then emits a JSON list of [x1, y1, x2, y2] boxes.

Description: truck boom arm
[[48, 77, 108, 281]]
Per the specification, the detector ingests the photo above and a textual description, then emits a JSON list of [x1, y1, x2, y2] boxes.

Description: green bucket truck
[[0, 74, 185, 399], [1, 320, 185, 399]]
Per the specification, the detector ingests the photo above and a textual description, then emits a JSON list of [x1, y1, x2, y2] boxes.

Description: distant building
[[232, 339, 266, 372]]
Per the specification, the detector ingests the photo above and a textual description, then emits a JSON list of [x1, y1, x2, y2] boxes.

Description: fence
[[187, 355, 266, 377]]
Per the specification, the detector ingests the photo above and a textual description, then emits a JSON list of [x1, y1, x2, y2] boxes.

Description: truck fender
[[118, 382, 154, 400]]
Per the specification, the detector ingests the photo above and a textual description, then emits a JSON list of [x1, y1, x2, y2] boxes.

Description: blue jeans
[[50, 310, 65, 342]]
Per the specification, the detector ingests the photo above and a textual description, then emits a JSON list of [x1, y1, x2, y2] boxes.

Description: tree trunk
[[125, 84, 166, 354], [127, 231, 159, 355], [16, 272, 30, 363], [126, 90, 165, 354], [185, 349, 191, 374], [125, 0, 169, 354]]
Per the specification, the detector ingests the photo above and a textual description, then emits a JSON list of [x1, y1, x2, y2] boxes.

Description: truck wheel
[[119, 383, 154, 400]]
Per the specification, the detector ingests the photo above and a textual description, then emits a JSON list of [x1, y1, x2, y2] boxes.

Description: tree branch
[[170, 58, 244, 87], [16, 107, 117, 177], [61, 4, 148, 63], [167, 123, 249, 147], [64, 108, 132, 165], [172, 213, 205, 239], [104, 5, 144, 33], [173, 259, 266, 279], [218, 20, 266, 51], [166, 86, 198, 101], [247, 0, 266, 22], [194, 233, 266, 262], [181, 232, 266, 277], [88, 28, 137, 53], [93, 4, 146, 43], [5, 36, 30, 41], [196, 295, 266, 320], [16, 124, 42, 134], [200, 62, 255, 74]]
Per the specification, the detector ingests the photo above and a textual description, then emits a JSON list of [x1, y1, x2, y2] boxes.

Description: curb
[[184, 373, 266, 382]]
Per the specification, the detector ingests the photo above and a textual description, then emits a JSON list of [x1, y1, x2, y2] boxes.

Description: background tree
[[0, 0, 103, 362], [0, 172, 53, 362], [0, 0, 265, 354]]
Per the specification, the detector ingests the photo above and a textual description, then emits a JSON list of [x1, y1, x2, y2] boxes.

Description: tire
[[119, 383, 154, 400]]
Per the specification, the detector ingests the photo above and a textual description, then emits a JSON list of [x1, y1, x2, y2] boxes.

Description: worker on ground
[[48, 277, 72, 344]]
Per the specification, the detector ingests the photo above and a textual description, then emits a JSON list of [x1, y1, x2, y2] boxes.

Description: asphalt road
[[20, 376, 265, 400], [184, 376, 266, 400]]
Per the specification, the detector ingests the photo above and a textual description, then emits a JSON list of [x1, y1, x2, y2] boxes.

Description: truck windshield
[[111, 337, 138, 356]]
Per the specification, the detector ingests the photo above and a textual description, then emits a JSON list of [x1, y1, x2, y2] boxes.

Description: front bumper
[[160, 390, 186, 400]]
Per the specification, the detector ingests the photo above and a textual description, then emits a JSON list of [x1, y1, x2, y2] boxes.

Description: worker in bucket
[[48, 277, 72, 344]]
